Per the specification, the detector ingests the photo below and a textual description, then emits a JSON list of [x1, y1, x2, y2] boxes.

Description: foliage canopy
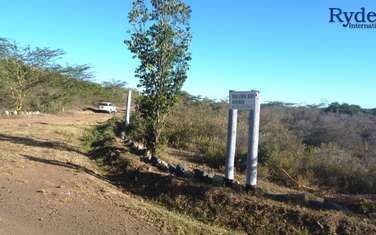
[[0, 38, 129, 112], [125, 0, 192, 154]]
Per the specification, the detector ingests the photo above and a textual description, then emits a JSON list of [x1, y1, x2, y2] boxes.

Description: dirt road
[[0, 112, 164, 235]]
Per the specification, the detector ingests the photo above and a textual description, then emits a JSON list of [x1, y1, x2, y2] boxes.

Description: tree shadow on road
[[22, 154, 110, 183], [0, 133, 86, 155]]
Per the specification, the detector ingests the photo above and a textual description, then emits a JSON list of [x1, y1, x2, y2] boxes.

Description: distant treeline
[[324, 102, 376, 116], [264, 101, 376, 116], [0, 38, 129, 113]]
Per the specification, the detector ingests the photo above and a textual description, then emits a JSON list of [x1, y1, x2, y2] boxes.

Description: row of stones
[[121, 137, 351, 213], [123, 138, 242, 190], [2, 110, 41, 116]]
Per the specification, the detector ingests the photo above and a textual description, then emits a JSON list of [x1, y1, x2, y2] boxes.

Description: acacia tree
[[125, 0, 192, 155], [0, 38, 64, 111]]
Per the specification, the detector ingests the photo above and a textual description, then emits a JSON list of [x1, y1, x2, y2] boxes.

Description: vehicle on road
[[98, 102, 117, 113]]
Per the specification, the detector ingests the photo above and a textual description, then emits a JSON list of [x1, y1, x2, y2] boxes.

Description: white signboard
[[229, 90, 258, 110]]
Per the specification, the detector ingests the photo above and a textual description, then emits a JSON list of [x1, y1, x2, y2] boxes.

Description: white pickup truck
[[98, 102, 117, 113]]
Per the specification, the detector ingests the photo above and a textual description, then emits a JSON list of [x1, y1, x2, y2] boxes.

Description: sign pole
[[245, 91, 261, 190], [225, 108, 238, 181], [125, 90, 132, 127]]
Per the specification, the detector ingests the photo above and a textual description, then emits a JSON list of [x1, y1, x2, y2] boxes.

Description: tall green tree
[[125, 0, 192, 154]]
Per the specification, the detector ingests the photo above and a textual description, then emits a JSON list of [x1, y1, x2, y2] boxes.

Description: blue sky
[[0, 1, 375, 107]]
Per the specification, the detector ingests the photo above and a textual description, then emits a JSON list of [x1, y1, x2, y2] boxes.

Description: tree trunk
[[14, 92, 24, 112], [149, 109, 165, 156]]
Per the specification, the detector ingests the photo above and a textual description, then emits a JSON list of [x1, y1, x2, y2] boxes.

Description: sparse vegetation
[[0, 38, 129, 113], [126, 92, 376, 194], [84, 115, 376, 235]]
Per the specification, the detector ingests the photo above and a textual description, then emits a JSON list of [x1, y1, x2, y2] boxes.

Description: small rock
[[144, 150, 151, 157], [231, 181, 242, 191], [225, 179, 242, 191], [183, 170, 194, 179], [120, 131, 126, 140], [141, 156, 152, 163], [137, 147, 146, 155], [171, 164, 193, 178], [136, 143, 145, 150], [157, 160, 169, 172], [151, 156, 161, 165], [203, 175, 213, 184], [168, 164, 176, 174], [193, 169, 206, 179], [138, 148, 148, 156], [175, 164, 187, 177], [212, 175, 225, 186], [193, 169, 212, 183]]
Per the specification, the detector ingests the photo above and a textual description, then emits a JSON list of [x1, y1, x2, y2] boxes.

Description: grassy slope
[[84, 117, 376, 235]]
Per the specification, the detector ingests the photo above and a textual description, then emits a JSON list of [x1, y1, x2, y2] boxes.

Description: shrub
[[126, 95, 376, 194]]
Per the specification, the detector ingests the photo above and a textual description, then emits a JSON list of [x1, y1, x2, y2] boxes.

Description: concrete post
[[246, 91, 261, 189], [225, 109, 238, 181], [125, 90, 132, 127]]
